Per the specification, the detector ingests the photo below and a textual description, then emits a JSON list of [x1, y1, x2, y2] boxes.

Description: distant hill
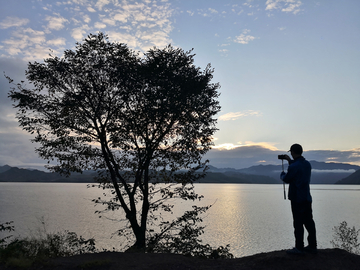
[[0, 166, 97, 183], [309, 161, 359, 171], [208, 161, 360, 184], [336, 169, 360, 184], [0, 165, 276, 184], [0, 165, 12, 174], [1, 161, 359, 184]]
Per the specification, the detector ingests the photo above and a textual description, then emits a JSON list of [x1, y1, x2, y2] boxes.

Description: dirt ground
[[1, 248, 360, 270]]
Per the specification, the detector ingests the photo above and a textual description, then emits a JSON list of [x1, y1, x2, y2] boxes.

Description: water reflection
[[195, 184, 294, 256], [1, 183, 360, 258]]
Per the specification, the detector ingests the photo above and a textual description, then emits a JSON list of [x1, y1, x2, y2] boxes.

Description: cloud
[[139, 30, 171, 49], [47, 37, 66, 46], [305, 148, 360, 165], [234, 29, 256, 44], [219, 110, 262, 121], [95, 0, 110, 11], [0, 1, 174, 61], [0, 17, 29, 29], [214, 142, 278, 151], [113, 12, 129, 23], [209, 8, 218, 14], [213, 143, 242, 150], [1, 28, 51, 60], [205, 144, 360, 169], [100, 17, 117, 26], [205, 144, 279, 169], [108, 31, 138, 48], [94, 22, 107, 29], [83, 14, 91, 24], [45, 15, 68, 30], [265, 0, 303, 14], [87, 6, 96, 12], [71, 25, 90, 41], [198, 7, 219, 17]]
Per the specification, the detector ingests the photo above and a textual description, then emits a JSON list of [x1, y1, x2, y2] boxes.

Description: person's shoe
[[286, 247, 305, 255], [304, 245, 318, 254]]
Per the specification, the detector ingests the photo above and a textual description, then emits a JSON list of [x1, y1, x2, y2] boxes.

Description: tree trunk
[[125, 208, 147, 252]]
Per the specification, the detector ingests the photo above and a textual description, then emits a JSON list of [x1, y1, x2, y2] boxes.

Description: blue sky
[[0, 0, 359, 169]]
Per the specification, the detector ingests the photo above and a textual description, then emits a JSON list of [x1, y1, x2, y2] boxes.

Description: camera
[[278, 155, 287, 160]]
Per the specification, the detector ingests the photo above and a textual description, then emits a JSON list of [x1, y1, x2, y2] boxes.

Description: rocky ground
[[1, 248, 360, 270]]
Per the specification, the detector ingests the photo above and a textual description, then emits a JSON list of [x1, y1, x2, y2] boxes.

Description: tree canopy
[[8, 32, 221, 250]]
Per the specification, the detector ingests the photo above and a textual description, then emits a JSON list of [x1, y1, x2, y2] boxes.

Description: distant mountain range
[[336, 169, 360, 184], [0, 165, 97, 183], [0, 161, 359, 184], [207, 161, 360, 184]]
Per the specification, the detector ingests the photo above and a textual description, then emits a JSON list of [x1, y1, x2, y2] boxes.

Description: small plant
[[0, 221, 15, 248], [331, 221, 360, 254], [146, 205, 233, 259], [0, 222, 97, 268]]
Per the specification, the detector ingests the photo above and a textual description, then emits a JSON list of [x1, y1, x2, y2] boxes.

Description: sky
[[0, 0, 359, 170]]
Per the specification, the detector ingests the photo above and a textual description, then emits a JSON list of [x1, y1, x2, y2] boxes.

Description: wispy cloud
[[198, 7, 219, 17], [213, 142, 278, 151], [113, 12, 129, 23], [47, 37, 66, 46], [87, 6, 96, 13], [265, 0, 303, 14], [95, 0, 110, 11], [234, 29, 256, 44], [208, 8, 218, 14], [0, 1, 174, 60], [94, 22, 107, 29], [219, 110, 262, 121], [1, 28, 53, 60], [45, 15, 69, 30], [71, 25, 90, 41], [83, 14, 91, 24], [0, 17, 29, 29], [213, 143, 242, 150]]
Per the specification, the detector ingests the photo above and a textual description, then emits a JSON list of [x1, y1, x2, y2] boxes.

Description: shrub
[[331, 221, 360, 255], [146, 206, 233, 259], [0, 224, 97, 267], [0, 221, 14, 248]]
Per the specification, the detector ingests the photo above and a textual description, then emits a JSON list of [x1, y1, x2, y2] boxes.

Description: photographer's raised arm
[[282, 154, 292, 163]]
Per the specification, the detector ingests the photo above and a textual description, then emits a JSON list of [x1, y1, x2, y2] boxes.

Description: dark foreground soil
[[2, 248, 360, 270]]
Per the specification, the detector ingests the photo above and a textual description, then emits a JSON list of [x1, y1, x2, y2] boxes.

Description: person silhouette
[[280, 143, 317, 255]]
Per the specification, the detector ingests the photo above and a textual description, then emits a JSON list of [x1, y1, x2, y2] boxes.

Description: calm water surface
[[0, 183, 359, 257]]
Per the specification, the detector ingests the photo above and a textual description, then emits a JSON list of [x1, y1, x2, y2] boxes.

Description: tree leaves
[[8, 32, 221, 250]]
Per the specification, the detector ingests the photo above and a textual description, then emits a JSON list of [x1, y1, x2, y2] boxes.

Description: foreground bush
[[331, 221, 360, 255], [146, 206, 234, 259], [0, 222, 96, 268]]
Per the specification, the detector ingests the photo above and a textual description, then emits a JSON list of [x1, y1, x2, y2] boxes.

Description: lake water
[[1, 183, 359, 258]]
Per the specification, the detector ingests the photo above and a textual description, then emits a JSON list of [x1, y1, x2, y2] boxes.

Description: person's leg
[[291, 201, 304, 250], [304, 202, 317, 248]]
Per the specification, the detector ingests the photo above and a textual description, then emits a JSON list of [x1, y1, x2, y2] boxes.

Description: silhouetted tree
[[8, 33, 221, 250]]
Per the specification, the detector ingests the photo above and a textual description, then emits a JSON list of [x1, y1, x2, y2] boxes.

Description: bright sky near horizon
[[0, 0, 359, 169]]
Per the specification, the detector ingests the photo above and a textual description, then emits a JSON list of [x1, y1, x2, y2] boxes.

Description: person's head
[[289, 143, 303, 158]]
